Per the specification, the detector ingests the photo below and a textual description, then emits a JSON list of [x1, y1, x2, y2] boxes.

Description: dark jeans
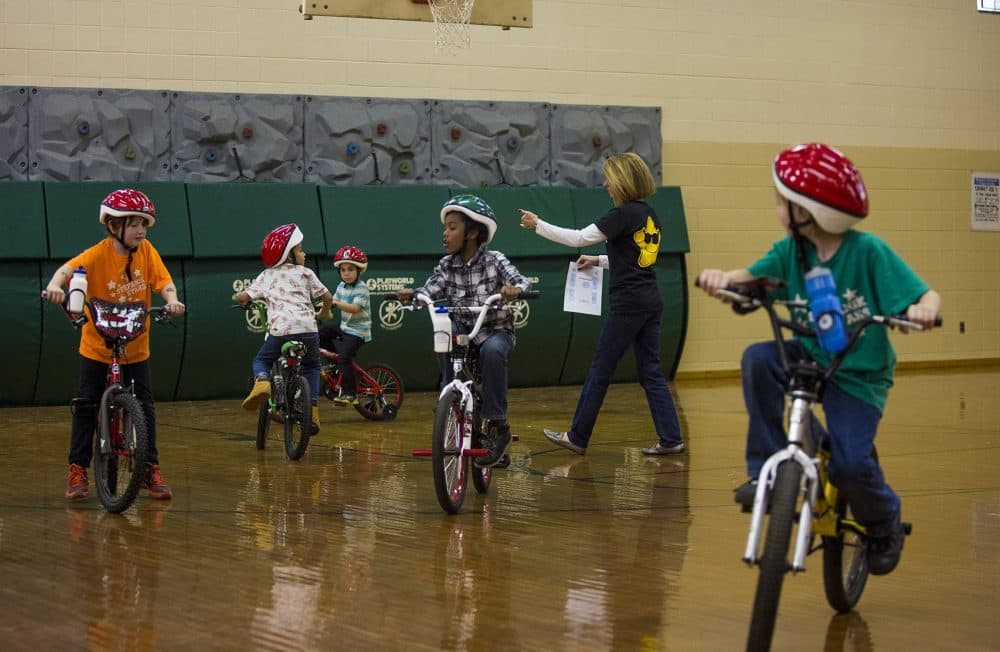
[[319, 322, 364, 394], [741, 340, 900, 536], [253, 332, 321, 398], [567, 309, 682, 448], [439, 328, 514, 423], [70, 356, 159, 467]]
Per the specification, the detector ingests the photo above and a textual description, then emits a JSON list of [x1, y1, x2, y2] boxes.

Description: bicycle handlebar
[[406, 290, 539, 343]]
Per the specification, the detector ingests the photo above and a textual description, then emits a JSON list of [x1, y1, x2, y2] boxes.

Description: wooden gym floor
[[0, 367, 997, 651]]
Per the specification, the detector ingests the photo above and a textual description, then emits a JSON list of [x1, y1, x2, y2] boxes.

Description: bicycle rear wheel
[[747, 461, 802, 652], [432, 390, 469, 514], [256, 399, 270, 450], [355, 363, 404, 421], [283, 375, 312, 461], [822, 497, 869, 612], [94, 389, 149, 514]]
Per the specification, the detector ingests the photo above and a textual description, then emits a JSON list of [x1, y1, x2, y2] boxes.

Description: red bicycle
[[318, 349, 404, 421], [61, 298, 173, 513]]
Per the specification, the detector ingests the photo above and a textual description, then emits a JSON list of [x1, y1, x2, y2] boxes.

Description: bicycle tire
[[747, 461, 802, 652], [471, 400, 491, 493], [283, 374, 312, 461], [432, 390, 468, 514], [822, 496, 870, 612], [93, 388, 149, 514], [255, 399, 270, 450], [354, 363, 404, 421]]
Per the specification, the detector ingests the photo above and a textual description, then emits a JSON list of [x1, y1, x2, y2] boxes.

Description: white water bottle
[[430, 306, 452, 353], [68, 266, 87, 313]]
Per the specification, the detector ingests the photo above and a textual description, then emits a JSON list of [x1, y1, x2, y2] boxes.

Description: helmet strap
[[108, 220, 138, 281], [787, 201, 814, 275]]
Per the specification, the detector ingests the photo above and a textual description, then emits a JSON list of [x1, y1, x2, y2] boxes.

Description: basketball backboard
[[299, 0, 533, 28]]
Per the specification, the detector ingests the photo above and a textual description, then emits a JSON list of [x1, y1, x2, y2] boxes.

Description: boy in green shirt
[[697, 143, 941, 576]]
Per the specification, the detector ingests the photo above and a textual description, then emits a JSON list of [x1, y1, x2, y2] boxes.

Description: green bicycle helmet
[[440, 194, 497, 244]]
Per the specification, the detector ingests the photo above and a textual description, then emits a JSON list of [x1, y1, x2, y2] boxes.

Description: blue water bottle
[[804, 266, 848, 354]]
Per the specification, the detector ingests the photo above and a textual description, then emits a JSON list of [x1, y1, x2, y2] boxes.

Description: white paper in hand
[[563, 261, 603, 315]]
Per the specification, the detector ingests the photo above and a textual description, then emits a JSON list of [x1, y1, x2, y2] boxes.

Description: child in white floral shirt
[[235, 223, 333, 432]]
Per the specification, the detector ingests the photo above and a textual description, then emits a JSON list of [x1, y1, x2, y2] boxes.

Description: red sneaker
[[65, 463, 89, 500], [141, 463, 172, 500]]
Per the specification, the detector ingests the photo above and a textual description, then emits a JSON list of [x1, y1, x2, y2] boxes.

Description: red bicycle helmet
[[333, 245, 368, 273], [261, 224, 303, 268], [99, 188, 156, 226], [773, 143, 868, 234]]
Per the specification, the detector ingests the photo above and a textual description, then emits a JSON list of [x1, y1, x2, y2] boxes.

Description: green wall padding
[[0, 262, 42, 405], [318, 185, 451, 256], [454, 186, 575, 256], [11, 182, 690, 405], [45, 182, 192, 259], [0, 182, 47, 259], [187, 183, 323, 258]]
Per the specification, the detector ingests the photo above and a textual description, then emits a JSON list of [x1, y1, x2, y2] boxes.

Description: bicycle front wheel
[[94, 389, 149, 514], [431, 390, 469, 514], [747, 461, 803, 652], [822, 497, 870, 612], [283, 375, 312, 461], [355, 363, 404, 421]]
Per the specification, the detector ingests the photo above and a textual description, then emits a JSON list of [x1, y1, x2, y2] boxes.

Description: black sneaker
[[476, 420, 512, 468], [734, 479, 758, 508], [867, 513, 906, 576]]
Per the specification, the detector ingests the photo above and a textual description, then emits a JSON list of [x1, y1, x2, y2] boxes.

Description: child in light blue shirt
[[319, 246, 371, 404]]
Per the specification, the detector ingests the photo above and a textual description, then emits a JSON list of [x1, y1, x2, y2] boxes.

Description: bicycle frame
[[720, 282, 928, 572]]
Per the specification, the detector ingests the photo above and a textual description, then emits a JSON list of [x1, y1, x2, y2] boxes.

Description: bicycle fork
[[439, 379, 476, 453], [743, 397, 821, 572]]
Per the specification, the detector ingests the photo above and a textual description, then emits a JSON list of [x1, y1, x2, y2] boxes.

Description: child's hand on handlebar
[[697, 269, 732, 297], [41, 286, 66, 305], [163, 301, 186, 316], [396, 288, 415, 305], [500, 285, 523, 302]]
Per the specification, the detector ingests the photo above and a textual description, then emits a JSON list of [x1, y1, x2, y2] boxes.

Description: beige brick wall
[[3, 0, 999, 369]]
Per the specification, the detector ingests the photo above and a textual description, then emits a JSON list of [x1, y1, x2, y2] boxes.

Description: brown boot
[[65, 463, 89, 500], [311, 405, 321, 435], [242, 378, 271, 411], [141, 463, 172, 500]]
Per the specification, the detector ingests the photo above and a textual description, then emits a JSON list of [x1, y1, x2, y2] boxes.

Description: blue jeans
[[567, 310, 682, 448], [253, 332, 321, 398], [439, 328, 513, 423], [741, 340, 900, 536]]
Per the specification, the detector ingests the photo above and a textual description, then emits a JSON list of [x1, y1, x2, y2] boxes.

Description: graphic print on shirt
[[633, 216, 661, 268]]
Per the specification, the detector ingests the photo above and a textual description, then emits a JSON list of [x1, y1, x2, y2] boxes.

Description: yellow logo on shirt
[[633, 216, 661, 268]]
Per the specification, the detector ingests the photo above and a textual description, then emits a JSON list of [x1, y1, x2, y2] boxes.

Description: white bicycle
[[407, 291, 537, 514]]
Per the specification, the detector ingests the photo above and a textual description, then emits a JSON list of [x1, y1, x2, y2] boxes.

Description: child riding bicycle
[[235, 224, 333, 434], [397, 194, 531, 468], [319, 245, 372, 406], [41, 188, 186, 501], [696, 143, 941, 576]]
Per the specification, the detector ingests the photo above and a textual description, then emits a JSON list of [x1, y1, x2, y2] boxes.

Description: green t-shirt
[[747, 230, 929, 410]]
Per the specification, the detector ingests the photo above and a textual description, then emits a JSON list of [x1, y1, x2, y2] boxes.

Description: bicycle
[[252, 338, 314, 461], [709, 278, 939, 652], [318, 348, 404, 421], [60, 297, 173, 514], [407, 291, 538, 514]]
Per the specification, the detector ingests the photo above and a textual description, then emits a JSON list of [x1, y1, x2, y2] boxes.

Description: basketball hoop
[[427, 0, 475, 54]]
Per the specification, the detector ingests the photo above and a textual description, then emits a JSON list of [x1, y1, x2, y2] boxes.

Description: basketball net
[[428, 0, 475, 54]]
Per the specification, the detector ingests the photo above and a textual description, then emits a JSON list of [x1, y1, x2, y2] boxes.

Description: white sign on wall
[[971, 172, 1000, 232]]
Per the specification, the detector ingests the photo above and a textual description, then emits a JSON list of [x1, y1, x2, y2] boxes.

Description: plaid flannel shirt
[[415, 245, 530, 346]]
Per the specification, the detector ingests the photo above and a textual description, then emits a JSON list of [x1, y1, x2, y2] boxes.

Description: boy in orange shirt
[[42, 189, 186, 501]]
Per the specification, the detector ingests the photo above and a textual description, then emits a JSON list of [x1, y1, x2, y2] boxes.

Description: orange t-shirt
[[66, 238, 173, 364]]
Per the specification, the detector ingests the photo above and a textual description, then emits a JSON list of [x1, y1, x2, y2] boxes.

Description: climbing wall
[[430, 100, 550, 187], [0, 87, 29, 181], [550, 104, 662, 187], [12, 87, 661, 187], [27, 87, 171, 182], [304, 96, 431, 185], [170, 92, 304, 183]]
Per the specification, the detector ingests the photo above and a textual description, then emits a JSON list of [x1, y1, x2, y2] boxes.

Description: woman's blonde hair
[[602, 152, 656, 205]]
